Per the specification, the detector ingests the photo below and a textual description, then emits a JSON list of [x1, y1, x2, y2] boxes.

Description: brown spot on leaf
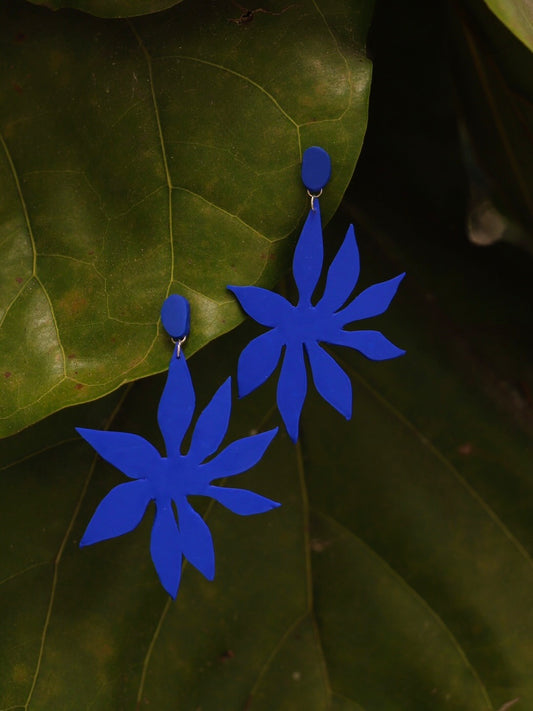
[[15, 276, 23, 284], [458, 442, 473, 456], [68, 353, 76, 359], [15, 32, 26, 42], [12, 662, 30, 683], [75, 383, 84, 390], [57, 290, 88, 316], [4, 371, 12, 379], [71, 296, 88, 315], [12, 83, 22, 93], [310, 538, 332, 553]]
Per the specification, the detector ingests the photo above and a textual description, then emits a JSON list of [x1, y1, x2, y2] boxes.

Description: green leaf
[[25, 0, 184, 19], [0, 0, 372, 436], [482, 0, 533, 52], [1, 208, 532, 708]]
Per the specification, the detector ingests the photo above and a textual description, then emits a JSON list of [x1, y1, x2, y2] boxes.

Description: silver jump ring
[[171, 335, 187, 358], [307, 188, 323, 211]]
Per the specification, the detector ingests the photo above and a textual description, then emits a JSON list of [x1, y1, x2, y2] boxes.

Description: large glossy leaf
[[0, 0, 372, 437], [482, 0, 533, 52], [1, 203, 532, 708], [26, 0, 184, 19]]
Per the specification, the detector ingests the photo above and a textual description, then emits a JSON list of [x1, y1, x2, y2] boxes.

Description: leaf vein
[[311, 0, 353, 118], [332, 691, 367, 711], [338, 355, 533, 574], [156, 54, 299, 132], [23, 386, 132, 709], [245, 611, 309, 707], [0, 142, 68, 377], [0, 278, 32, 330], [35, 276, 67, 379], [128, 23, 175, 299], [0, 561, 48, 589], [297, 438, 333, 707], [0, 438, 78, 473], [172, 186, 273, 244], [0, 131, 37, 275], [312, 508, 495, 711]]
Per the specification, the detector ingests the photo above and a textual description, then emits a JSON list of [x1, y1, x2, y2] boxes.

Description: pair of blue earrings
[[77, 148, 405, 598]]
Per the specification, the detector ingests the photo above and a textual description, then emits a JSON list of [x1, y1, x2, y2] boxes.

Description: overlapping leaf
[[26, 0, 184, 18], [482, 0, 533, 52], [0, 0, 372, 436]]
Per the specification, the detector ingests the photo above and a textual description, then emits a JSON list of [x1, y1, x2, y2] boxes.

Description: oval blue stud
[[301, 146, 331, 193], [161, 295, 190, 339]]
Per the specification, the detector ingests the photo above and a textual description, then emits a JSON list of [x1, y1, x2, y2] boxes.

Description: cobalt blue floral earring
[[229, 147, 406, 443], [77, 295, 279, 599]]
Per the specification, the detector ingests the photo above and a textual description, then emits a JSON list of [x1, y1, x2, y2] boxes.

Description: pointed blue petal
[[337, 273, 406, 325], [318, 224, 360, 314], [293, 201, 323, 306], [150, 501, 182, 598], [188, 378, 231, 462], [330, 329, 406, 361], [306, 342, 352, 419], [237, 329, 284, 397], [158, 352, 195, 458], [177, 497, 215, 580], [80, 480, 151, 546], [228, 286, 290, 327], [277, 345, 307, 442], [201, 428, 278, 481], [208, 485, 280, 515], [76, 428, 161, 479]]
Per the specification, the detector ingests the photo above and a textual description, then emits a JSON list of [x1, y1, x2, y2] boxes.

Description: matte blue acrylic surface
[[77, 347, 279, 598], [161, 294, 190, 339], [229, 199, 405, 442], [301, 146, 331, 193]]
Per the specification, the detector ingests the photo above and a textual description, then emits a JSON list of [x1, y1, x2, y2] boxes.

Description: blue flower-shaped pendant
[[77, 296, 279, 598], [229, 146, 406, 442]]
